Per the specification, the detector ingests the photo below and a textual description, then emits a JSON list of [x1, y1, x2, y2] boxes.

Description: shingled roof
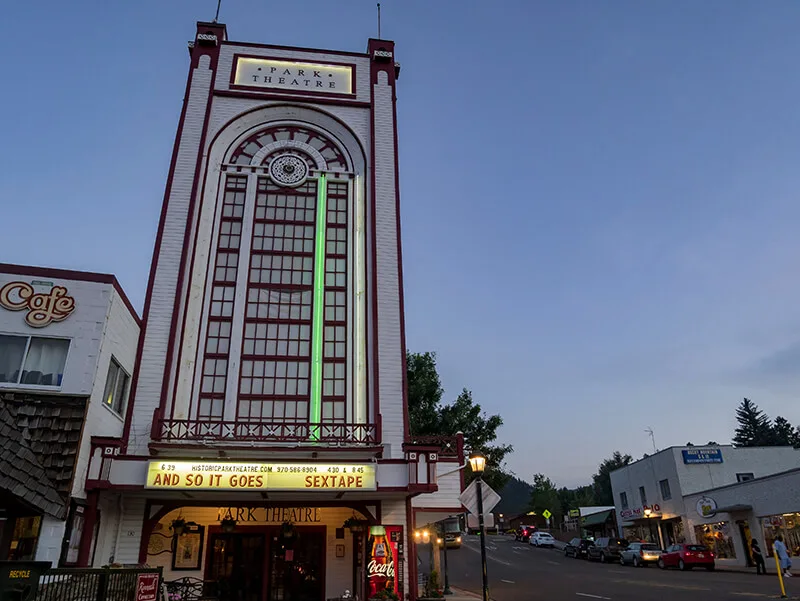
[[0, 392, 88, 519]]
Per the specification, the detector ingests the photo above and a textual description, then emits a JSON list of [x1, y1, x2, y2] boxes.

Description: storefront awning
[[582, 510, 613, 527], [714, 504, 753, 513]]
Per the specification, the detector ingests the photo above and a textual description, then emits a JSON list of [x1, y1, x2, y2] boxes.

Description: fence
[[34, 567, 162, 601]]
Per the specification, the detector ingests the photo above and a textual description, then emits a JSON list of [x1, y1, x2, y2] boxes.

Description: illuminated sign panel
[[146, 461, 376, 491], [233, 57, 353, 95]]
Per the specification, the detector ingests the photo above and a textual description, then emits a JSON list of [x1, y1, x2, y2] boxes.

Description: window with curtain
[[0, 334, 69, 386], [103, 358, 130, 414]]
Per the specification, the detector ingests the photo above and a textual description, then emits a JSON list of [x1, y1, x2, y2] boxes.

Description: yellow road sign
[[542, 509, 552, 519]]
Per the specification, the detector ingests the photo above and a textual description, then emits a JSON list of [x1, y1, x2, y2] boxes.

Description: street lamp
[[469, 453, 489, 601], [643, 508, 655, 544]]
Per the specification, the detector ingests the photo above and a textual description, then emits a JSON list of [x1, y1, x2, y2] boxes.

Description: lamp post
[[643, 508, 655, 544], [469, 453, 489, 601], [437, 521, 453, 596]]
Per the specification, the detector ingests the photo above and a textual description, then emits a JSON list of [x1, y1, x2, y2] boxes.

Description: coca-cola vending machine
[[367, 525, 403, 598]]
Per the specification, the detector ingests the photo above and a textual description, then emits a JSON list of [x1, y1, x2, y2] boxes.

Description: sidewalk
[[447, 587, 484, 600]]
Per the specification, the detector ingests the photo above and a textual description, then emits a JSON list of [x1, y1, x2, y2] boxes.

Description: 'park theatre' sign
[[233, 57, 354, 95]]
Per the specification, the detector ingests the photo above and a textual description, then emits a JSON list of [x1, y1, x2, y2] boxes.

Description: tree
[[529, 474, 561, 522], [557, 485, 596, 516], [592, 452, 633, 506], [406, 351, 513, 490], [733, 398, 774, 447], [771, 416, 799, 447], [406, 352, 444, 436]]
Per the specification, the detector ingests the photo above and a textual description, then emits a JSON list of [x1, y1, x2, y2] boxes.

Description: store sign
[[135, 573, 159, 601], [233, 57, 353, 94], [215, 507, 322, 523], [682, 448, 723, 464], [620, 508, 641, 520], [619, 504, 661, 520], [696, 497, 717, 518], [146, 461, 376, 491], [0, 281, 76, 327]]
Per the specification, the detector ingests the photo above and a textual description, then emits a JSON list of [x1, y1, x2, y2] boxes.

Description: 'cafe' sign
[[0, 281, 76, 327]]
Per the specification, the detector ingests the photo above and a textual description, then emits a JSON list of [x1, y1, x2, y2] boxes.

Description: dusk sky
[[3, 1, 800, 488]]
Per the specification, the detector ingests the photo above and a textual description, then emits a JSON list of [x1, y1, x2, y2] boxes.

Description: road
[[435, 535, 796, 600]]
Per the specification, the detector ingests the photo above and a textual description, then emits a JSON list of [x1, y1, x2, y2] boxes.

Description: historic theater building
[[78, 21, 463, 601]]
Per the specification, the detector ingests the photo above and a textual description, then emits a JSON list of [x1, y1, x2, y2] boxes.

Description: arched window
[[194, 124, 358, 439]]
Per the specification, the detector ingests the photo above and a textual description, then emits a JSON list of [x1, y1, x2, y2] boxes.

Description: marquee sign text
[[146, 461, 376, 491], [233, 57, 353, 95], [216, 506, 321, 523], [0, 281, 76, 327]]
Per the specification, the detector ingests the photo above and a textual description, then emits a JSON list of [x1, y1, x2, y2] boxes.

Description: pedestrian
[[774, 535, 793, 578], [751, 539, 767, 575]]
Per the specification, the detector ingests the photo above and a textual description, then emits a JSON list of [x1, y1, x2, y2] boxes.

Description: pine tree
[[733, 398, 773, 447], [772, 416, 800, 447]]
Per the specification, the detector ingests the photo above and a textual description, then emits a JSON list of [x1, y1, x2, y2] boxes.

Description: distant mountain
[[494, 475, 533, 516]]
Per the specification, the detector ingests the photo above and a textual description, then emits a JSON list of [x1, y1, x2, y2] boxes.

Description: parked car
[[515, 525, 536, 542], [658, 544, 715, 571], [564, 538, 594, 559], [531, 532, 556, 548], [587, 537, 629, 563], [619, 542, 662, 567]]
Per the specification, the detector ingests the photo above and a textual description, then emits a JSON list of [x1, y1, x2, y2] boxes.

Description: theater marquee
[[232, 56, 354, 95], [146, 461, 376, 491]]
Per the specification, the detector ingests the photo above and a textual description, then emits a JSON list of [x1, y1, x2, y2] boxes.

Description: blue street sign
[[682, 448, 723, 464]]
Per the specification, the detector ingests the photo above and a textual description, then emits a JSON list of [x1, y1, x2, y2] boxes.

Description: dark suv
[[515, 525, 536, 542], [564, 538, 593, 559], [587, 537, 629, 563]]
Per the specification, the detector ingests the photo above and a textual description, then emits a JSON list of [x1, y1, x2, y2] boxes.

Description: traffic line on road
[[576, 593, 611, 600], [501, 579, 515, 584], [547, 560, 561, 566], [611, 579, 710, 592]]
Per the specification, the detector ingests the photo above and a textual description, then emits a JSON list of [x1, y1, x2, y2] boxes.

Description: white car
[[531, 532, 556, 548]]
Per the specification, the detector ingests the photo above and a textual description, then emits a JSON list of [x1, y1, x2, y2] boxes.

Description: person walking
[[774, 535, 793, 578], [751, 539, 767, 575]]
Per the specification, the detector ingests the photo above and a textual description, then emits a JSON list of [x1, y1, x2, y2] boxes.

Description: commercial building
[[79, 21, 463, 601], [610, 445, 800, 552], [684, 467, 800, 566], [0, 263, 139, 566]]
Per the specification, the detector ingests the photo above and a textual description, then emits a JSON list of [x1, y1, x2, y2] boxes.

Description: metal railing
[[405, 435, 461, 457], [34, 567, 162, 601], [158, 419, 378, 445]]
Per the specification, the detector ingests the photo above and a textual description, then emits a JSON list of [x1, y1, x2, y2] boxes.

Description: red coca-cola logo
[[368, 559, 395, 579]]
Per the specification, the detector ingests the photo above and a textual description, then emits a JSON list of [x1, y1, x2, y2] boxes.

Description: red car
[[658, 544, 715, 571]]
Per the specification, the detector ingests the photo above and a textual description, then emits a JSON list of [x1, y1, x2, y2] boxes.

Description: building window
[[737, 473, 755, 482], [0, 334, 69, 387], [620, 492, 628, 510], [659, 479, 672, 500], [639, 486, 647, 506], [103, 358, 130, 414]]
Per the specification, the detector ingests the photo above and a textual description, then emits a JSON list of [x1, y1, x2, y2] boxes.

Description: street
[[436, 535, 796, 600]]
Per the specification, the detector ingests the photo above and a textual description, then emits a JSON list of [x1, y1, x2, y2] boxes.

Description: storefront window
[[7, 516, 42, 560], [694, 522, 736, 559], [762, 514, 800, 557]]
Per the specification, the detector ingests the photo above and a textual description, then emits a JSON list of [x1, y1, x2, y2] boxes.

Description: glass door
[[207, 532, 266, 601], [267, 529, 324, 601]]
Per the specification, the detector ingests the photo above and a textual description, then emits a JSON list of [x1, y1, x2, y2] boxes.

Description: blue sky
[[3, 1, 800, 487]]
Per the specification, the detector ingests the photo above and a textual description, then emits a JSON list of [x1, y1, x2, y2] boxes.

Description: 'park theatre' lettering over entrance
[[233, 56, 354, 95]]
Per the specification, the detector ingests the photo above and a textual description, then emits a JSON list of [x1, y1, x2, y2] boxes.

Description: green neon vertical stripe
[[310, 174, 328, 439]]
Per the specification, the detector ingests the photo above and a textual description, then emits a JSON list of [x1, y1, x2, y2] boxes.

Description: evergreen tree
[[772, 416, 800, 447], [733, 398, 773, 447], [592, 452, 633, 505]]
